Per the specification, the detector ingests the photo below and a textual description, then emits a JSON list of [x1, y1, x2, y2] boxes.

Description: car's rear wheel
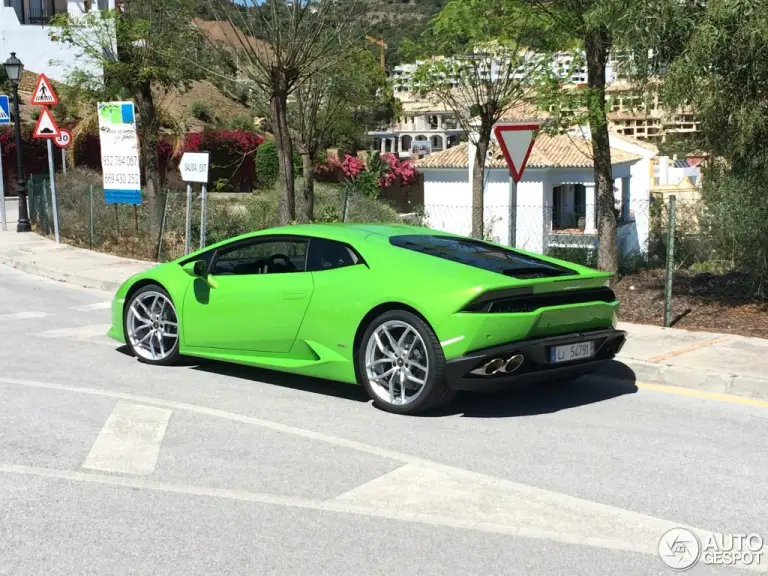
[[358, 310, 455, 415], [124, 284, 180, 366]]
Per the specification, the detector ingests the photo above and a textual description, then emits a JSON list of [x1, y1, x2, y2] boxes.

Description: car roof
[[256, 222, 445, 243]]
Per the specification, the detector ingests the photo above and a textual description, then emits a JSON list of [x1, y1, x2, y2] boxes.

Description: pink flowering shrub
[[312, 151, 421, 196], [341, 154, 365, 178], [379, 152, 418, 187]]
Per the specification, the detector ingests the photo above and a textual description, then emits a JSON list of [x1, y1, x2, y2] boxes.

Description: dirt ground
[[614, 269, 768, 339]]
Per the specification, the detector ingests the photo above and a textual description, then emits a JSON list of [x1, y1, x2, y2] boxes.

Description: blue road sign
[[0, 96, 10, 125]]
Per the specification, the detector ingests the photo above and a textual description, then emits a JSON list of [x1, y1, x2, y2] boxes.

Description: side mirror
[[193, 260, 207, 277]]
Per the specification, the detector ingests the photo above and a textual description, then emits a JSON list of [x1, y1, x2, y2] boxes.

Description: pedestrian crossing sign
[[31, 73, 59, 106], [0, 95, 9, 124]]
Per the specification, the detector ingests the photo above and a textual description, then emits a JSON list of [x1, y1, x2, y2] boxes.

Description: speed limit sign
[[54, 128, 71, 149]]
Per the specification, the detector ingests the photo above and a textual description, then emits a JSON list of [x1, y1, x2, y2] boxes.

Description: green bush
[[223, 115, 255, 130], [190, 100, 213, 122], [546, 246, 598, 268], [254, 140, 302, 189]]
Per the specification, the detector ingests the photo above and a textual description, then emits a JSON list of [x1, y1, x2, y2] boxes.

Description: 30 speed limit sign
[[54, 128, 71, 149]]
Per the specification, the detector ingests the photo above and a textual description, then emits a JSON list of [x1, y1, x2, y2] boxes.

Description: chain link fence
[[26, 168, 767, 337], [27, 169, 407, 263]]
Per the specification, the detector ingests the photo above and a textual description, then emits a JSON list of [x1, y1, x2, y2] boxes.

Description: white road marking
[[1, 375, 764, 571], [82, 401, 172, 475], [0, 311, 52, 321], [0, 462, 764, 570], [34, 324, 110, 340], [70, 301, 112, 312]]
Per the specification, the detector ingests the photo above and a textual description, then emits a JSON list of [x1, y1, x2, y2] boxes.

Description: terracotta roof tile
[[609, 130, 660, 153], [412, 133, 642, 169]]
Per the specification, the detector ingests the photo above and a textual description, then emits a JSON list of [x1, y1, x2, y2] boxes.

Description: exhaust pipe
[[501, 354, 524, 373], [469, 357, 506, 376]]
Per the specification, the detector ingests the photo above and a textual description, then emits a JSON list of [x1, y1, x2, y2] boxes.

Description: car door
[[182, 235, 314, 354]]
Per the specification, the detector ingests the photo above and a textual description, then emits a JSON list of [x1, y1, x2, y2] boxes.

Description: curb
[[598, 358, 768, 401], [0, 256, 123, 292]]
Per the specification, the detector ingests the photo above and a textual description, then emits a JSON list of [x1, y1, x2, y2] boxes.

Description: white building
[[389, 51, 618, 94], [411, 128, 657, 260], [0, 0, 113, 82], [369, 94, 465, 158]]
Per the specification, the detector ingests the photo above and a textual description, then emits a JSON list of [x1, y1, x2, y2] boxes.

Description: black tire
[[123, 284, 181, 367], [357, 309, 456, 415]]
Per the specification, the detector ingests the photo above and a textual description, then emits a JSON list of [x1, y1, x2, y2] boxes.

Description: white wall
[[576, 128, 655, 255], [422, 159, 647, 260], [422, 166, 546, 251], [0, 1, 111, 83]]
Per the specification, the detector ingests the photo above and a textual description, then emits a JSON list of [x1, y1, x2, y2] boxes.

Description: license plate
[[551, 341, 595, 363]]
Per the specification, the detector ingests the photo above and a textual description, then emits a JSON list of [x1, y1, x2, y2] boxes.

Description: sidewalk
[[1, 222, 766, 401], [0, 202, 154, 291]]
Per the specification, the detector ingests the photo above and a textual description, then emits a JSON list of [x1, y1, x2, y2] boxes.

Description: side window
[[306, 237, 360, 272], [211, 238, 308, 276]]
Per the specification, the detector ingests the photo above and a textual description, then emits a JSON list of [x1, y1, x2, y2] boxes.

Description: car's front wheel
[[358, 310, 455, 415], [124, 284, 181, 366]]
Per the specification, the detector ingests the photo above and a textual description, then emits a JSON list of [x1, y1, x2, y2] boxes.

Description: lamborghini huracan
[[107, 223, 627, 415]]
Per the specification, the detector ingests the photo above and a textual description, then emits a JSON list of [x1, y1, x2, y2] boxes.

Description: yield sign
[[33, 107, 60, 139], [493, 122, 540, 182], [31, 73, 59, 106]]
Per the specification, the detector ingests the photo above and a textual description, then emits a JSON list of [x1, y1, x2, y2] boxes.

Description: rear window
[[389, 235, 576, 278]]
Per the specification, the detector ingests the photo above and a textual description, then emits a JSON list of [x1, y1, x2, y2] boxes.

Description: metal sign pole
[[185, 182, 192, 255], [508, 176, 517, 248], [61, 148, 66, 174], [0, 150, 6, 231], [46, 139, 60, 244], [200, 183, 207, 249]]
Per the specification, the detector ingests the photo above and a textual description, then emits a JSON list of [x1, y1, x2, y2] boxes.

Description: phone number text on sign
[[104, 172, 140, 185], [102, 155, 139, 168]]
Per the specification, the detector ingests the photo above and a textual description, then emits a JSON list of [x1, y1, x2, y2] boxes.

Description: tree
[[519, 0, 701, 277], [50, 0, 206, 229], [194, 0, 370, 225], [657, 0, 768, 292], [288, 49, 392, 222], [411, 0, 549, 239], [514, 1, 619, 275]]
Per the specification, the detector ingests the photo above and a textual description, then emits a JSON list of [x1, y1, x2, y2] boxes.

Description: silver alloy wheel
[[364, 320, 430, 406], [126, 290, 179, 362]]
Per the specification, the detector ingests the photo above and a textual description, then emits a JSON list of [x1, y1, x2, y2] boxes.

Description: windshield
[[389, 235, 577, 278]]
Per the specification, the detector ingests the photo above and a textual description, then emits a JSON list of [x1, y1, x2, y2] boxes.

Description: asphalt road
[[1, 262, 767, 576]]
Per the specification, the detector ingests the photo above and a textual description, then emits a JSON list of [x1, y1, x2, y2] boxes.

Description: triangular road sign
[[31, 74, 59, 106], [493, 123, 540, 182], [33, 107, 60, 139]]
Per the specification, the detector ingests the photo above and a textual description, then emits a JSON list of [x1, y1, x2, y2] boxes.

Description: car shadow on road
[[185, 356, 637, 418], [436, 361, 639, 418], [189, 359, 372, 403]]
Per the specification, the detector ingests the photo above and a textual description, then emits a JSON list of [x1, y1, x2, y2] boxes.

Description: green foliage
[[255, 140, 280, 189], [412, 0, 553, 137], [288, 49, 395, 157], [254, 140, 302, 189], [190, 101, 213, 122], [50, 3, 206, 96], [344, 170, 381, 200], [223, 115, 256, 131], [547, 246, 598, 269], [648, 0, 768, 292]]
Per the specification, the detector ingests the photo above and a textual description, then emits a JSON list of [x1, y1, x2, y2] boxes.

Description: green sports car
[[107, 223, 627, 415]]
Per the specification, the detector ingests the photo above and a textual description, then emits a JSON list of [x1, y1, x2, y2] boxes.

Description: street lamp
[[4, 52, 31, 232]]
